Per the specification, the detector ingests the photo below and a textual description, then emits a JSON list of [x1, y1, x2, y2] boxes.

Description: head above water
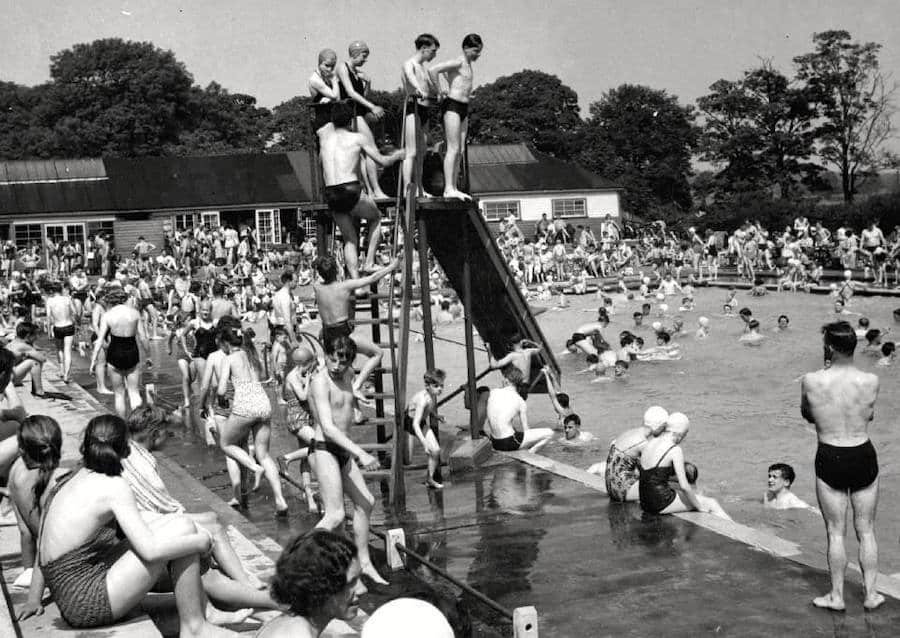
[[822, 321, 857, 357], [666, 411, 690, 437], [643, 406, 668, 432]]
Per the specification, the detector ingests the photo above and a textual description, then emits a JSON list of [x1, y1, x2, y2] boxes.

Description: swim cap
[[698, 316, 709, 327], [843, 270, 852, 278], [349, 40, 369, 56], [655, 292, 665, 300], [643, 406, 668, 429], [362, 599, 453, 638], [667, 412, 690, 434], [659, 303, 669, 312], [643, 277, 651, 285], [651, 321, 662, 332]]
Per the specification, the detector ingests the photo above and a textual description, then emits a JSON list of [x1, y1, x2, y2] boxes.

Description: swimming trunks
[[404, 412, 438, 437], [313, 438, 354, 468], [230, 381, 272, 420], [53, 324, 75, 344], [107, 334, 140, 371], [311, 101, 334, 132], [442, 97, 469, 122], [605, 444, 641, 502], [570, 332, 587, 345], [638, 445, 678, 514], [285, 395, 311, 434], [321, 319, 354, 343], [324, 181, 363, 214], [814, 440, 879, 492], [406, 96, 439, 126], [39, 471, 129, 629], [489, 431, 525, 452]]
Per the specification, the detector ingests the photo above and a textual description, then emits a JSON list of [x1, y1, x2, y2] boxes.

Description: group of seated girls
[[588, 405, 732, 520], [6, 408, 471, 637]]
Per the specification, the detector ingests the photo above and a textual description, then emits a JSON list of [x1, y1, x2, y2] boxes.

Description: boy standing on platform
[[431, 34, 483, 200], [404, 368, 446, 489], [401, 34, 441, 198]]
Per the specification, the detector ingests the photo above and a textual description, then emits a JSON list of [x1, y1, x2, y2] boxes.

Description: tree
[[0, 82, 56, 159], [40, 38, 194, 157], [697, 64, 818, 200], [794, 30, 896, 202], [579, 84, 696, 216], [165, 82, 270, 156], [468, 70, 582, 159]]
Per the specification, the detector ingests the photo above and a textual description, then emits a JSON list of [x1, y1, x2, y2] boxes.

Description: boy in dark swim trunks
[[319, 101, 404, 279], [404, 368, 445, 489], [801, 321, 883, 611], [430, 34, 483, 200], [401, 33, 441, 197]]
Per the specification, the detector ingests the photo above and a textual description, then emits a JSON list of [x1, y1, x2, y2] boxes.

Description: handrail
[[370, 528, 513, 620]]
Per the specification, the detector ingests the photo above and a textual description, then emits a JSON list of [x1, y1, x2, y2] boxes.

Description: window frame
[[551, 198, 587, 219], [482, 200, 521, 221]]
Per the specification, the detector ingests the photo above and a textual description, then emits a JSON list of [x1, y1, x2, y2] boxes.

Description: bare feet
[[443, 189, 472, 201], [276, 455, 290, 476], [360, 561, 389, 586], [183, 622, 241, 638], [864, 593, 886, 610], [226, 498, 240, 508], [96, 386, 114, 396], [205, 603, 253, 626], [812, 593, 846, 612], [426, 478, 444, 490]]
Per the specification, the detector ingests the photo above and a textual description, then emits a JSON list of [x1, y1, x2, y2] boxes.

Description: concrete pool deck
[[8, 286, 900, 636]]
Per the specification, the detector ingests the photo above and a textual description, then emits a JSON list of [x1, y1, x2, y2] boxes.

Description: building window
[[201, 211, 220, 228], [86, 221, 114, 241], [552, 198, 587, 218], [299, 210, 316, 240], [14, 224, 42, 249], [255, 209, 282, 247], [173, 213, 197, 231], [482, 200, 520, 221]]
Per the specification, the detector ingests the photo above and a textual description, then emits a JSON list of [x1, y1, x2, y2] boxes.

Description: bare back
[[320, 129, 365, 186], [612, 426, 649, 457], [105, 304, 140, 337], [47, 295, 74, 326], [314, 281, 352, 326], [802, 365, 878, 446]]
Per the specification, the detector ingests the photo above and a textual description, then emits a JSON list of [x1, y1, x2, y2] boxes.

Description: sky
[[3, 0, 899, 151]]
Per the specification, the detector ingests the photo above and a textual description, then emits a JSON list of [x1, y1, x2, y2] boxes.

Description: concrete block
[[448, 438, 493, 473], [513, 606, 539, 638]]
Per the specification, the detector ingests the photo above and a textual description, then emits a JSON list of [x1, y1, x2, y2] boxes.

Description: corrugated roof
[[0, 158, 107, 184], [467, 143, 536, 165]]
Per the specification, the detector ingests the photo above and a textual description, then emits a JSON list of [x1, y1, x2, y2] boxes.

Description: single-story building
[[0, 145, 621, 260], [468, 143, 622, 236]]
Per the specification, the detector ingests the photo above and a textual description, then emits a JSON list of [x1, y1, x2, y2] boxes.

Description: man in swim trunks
[[801, 321, 883, 611], [320, 101, 404, 279], [314, 254, 399, 400], [308, 335, 386, 585], [483, 372, 553, 453], [45, 281, 76, 383]]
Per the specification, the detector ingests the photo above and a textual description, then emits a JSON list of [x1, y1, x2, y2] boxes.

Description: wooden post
[[461, 218, 479, 439], [416, 214, 440, 480], [315, 210, 329, 259]]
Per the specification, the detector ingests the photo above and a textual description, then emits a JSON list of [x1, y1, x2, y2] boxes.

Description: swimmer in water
[[833, 298, 860, 316], [739, 319, 765, 345], [591, 358, 629, 383], [632, 311, 644, 329], [763, 463, 816, 511], [724, 287, 737, 309], [695, 316, 710, 339], [877, 342, 896, 366], [561, 414, 595, 445], [776, 314, 790, 332], [721, 303, 735, 317], [678, 296, 694, 312]]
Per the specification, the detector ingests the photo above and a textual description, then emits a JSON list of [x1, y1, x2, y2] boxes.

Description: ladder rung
[[367, 392, 395, 401], [360, 442, 393, 452], [363, 469, 392, 479], [355, 416, 395, 427], [354, 317, 398, 325], [375, 342, 398, 349], [354, 366, 395, 374]]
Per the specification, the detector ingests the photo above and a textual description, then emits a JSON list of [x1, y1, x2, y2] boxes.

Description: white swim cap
[[362, 599, 453, 638], [843, 270, 852, 278], [643, 406, 669, 429], [659, 303, 669, 312], [655, 292, 665, 301], [698, 316, 709, 327], [667, 412, 690, 434], [829, 283, 837, 290], [643, 277, 651, 285], [652, 321, 662, 332]]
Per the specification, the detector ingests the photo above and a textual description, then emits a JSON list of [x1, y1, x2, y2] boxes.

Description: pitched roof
[[468, 143, 620, 194]]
